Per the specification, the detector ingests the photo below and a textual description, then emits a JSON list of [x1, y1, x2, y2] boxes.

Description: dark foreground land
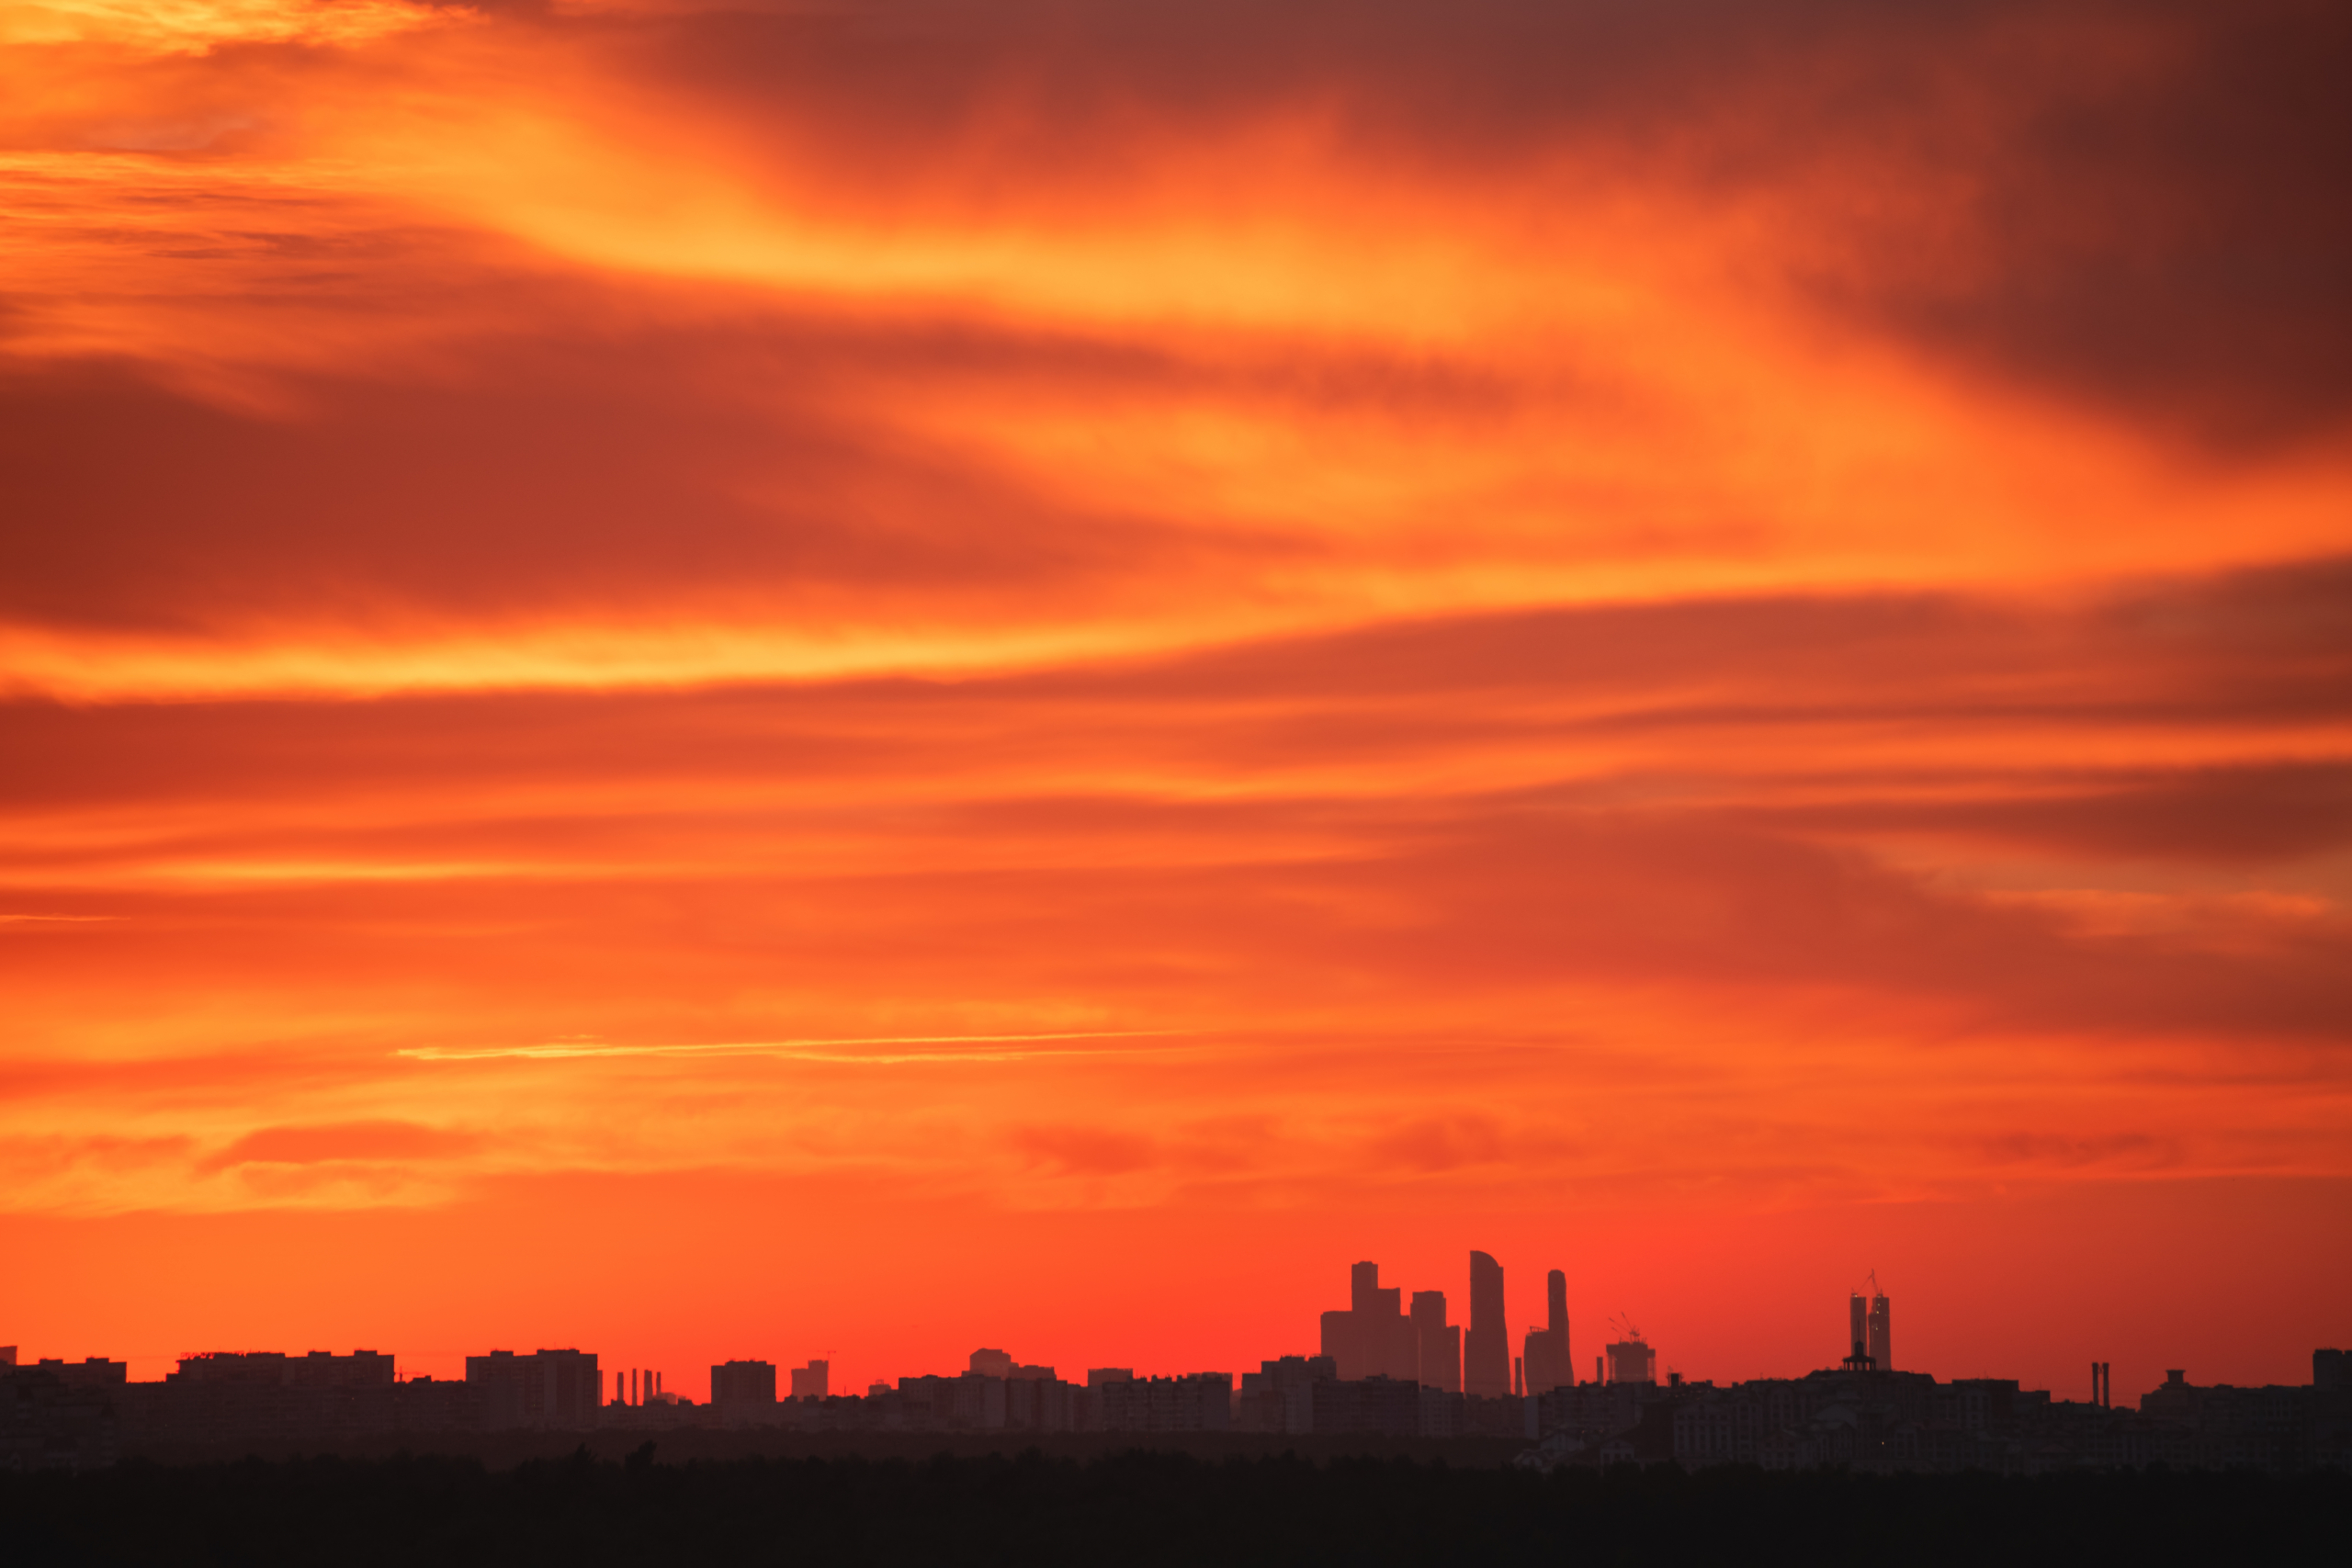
[[114, 1427, 1535, 1471], [8, 1449, 2347, 1567]]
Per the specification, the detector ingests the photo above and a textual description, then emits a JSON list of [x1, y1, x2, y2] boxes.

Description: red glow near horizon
[[2, 1, 2348, 1409]]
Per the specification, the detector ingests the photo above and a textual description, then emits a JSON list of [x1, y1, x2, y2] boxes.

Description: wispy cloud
[[396, 1031, 1193, 1063]]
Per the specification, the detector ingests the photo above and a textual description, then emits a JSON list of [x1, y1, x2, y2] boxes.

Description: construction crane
[[1609, 1313, 1645, 1343]]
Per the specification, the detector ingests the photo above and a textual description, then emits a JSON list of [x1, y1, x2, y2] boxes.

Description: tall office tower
[[790, 1359, 829, 1401], [1320, 1261, 1375, 1379], [1326, 1260, 1416, 1381], [1521, 1268, 1570, 1394], [1379, 1299, 1416, 1381], [1411, 1291, 1462, 1393], [1319, 1307, 1361, 1381], [1464, 1250, 1511, 1397], [1849, 1292, 1869, 1362], [1867, 1289, 1892, 1371], [1358, 1261, 1414, 1380]]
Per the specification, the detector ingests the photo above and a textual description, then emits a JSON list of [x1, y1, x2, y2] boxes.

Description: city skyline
[[13, 1253, 2350, 1481], [5, 1255, 2324, 1412]]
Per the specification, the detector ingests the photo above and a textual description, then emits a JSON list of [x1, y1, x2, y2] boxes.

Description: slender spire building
[[1464, 1251, 1511, 1397]]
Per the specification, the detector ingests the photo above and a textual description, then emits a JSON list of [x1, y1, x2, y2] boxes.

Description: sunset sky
[[3, 0, 2347, 1405]]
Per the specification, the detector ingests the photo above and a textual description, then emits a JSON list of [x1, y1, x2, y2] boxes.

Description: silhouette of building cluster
[[6, 1267, 2348, 1475], [1519, 1345, 2352, 1477]]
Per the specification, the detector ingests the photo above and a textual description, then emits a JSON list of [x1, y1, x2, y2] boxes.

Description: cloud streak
[[397, 1031, 1191, 1063]]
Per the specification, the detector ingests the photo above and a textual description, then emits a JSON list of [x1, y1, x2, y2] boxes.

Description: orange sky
[[3, 0, 2348, 1405]]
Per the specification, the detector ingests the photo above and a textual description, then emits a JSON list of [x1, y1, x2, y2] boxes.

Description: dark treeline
[[8, 1448, 2346, 1567]]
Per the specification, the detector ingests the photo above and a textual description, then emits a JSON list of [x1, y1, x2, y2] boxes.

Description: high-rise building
[[1410, 1291, 1461, 1393], [1321, 1261, 1416, 1381], [1849, 1292, 1869, 1364], [1867, 1288, 1892, 1372], [711, 1359, 777, 1424], [1464, 1251, 1510, 1397], [464, 1348, 601, 1430], [968, 1348, 1013, 1379], [790, 1359, 829, 1401], [1521, 1269, 1570, 1394]]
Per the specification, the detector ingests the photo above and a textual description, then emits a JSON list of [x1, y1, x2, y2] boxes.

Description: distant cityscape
[[8, 1253, 2347, 1476]]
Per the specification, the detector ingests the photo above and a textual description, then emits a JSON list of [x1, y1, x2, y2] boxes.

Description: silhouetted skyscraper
[[1411, 1291, 1461, 1393], [1849, 1292, 1869, 1364], [1867, 1287, 1891, 1371], [1464, 1251, 1510, 1397], [1322, 1260, 1415, 1381], [1521, 1269, 1569, 1394]]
